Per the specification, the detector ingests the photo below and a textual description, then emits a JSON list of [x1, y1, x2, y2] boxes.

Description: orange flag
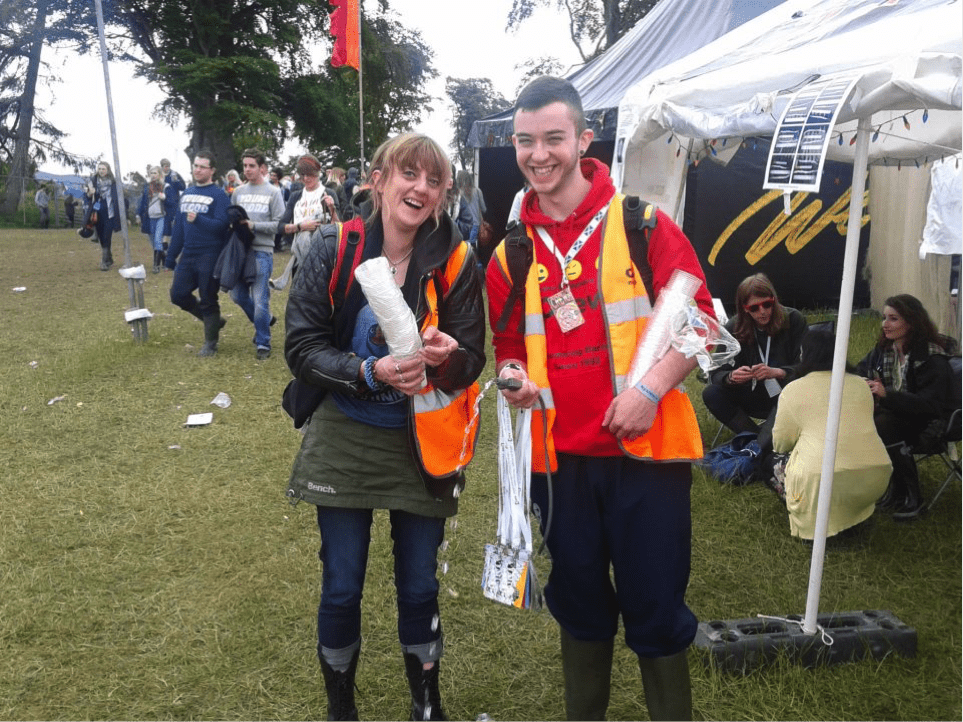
[[330, 0, 360, 70]]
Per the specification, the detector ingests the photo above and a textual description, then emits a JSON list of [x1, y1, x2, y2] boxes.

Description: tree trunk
[[3, 0, 50, 217], [603, 0, 622, 50], [187, 105, 237, 180]]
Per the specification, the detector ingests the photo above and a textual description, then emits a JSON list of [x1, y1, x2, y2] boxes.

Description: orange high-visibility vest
[[332, 219, 480, 480], [494, 195, 704, 473]]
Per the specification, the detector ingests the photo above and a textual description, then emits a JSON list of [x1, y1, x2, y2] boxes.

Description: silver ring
[[400, 375, 406, 383], [395, 363, 402, 375]]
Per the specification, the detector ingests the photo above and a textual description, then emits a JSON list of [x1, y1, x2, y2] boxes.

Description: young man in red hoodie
[[487, 76, 715, 721]]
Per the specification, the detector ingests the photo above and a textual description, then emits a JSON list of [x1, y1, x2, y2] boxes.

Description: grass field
[[1, 228, 960, 721]]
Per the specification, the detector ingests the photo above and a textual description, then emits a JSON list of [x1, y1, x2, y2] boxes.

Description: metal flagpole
[[93, 0, 149, 341], [356, 0, 365, 170]]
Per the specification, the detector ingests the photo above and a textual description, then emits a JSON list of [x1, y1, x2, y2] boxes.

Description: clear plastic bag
[[626, 269, 740, 387]]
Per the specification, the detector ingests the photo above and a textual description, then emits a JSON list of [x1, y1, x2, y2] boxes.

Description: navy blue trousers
[[170, 252, 221, 319], [530, 453, 697, 658]]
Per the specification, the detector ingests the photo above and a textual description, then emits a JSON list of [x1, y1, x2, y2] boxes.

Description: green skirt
[[287, 395, 458, 518]]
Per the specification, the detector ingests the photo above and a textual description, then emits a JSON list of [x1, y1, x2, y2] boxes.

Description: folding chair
[[912, 355, 962, 515]]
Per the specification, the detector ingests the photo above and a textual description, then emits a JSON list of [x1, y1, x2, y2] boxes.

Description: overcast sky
[[37, 0, 583, 178]]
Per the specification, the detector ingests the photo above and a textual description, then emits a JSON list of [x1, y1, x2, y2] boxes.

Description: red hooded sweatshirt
[[487, 158, 713, 457]]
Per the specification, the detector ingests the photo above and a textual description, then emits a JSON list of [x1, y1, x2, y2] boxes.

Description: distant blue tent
[[35, 171, 87, 199]]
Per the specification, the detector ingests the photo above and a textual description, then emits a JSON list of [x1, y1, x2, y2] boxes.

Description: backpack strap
[[494, 220, 533, 334], [495, 197, 658, 334], [622, 195, 657, 302], [328, 218, 365, 312]]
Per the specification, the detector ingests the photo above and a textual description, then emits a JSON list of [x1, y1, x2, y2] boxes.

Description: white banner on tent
[[764, 75, 860, 192]]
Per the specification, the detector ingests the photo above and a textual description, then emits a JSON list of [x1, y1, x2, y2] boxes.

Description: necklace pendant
[[390, 265, 397, 275]]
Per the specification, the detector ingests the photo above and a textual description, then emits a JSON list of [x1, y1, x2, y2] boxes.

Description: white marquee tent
[[611, 0, 961, 634]]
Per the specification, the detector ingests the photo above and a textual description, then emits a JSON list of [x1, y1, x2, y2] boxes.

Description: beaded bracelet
[[633, 382, 661, 405], [363, 356, 381, 391]]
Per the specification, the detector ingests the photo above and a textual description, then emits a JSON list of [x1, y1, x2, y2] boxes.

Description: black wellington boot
[[99, 246, 112, 271], [198, 314, 221, 357], [319, 648, 360, 721], [892, 445, 923, 521], [403, 653, 447, 721], [639, 650, 693, 721], [560, 627, 614, 721], [152, 250, 161, 274]]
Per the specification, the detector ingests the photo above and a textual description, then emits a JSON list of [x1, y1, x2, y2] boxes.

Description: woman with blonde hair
[[284, 133, 485, 720], [223, 169, 241, 194], [136, 166, 172, 272]]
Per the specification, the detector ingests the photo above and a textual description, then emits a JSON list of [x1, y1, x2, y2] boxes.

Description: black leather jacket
[[855, 342, 954, 421], [708, 307, 808, 387], [284, 213, 486, 399]]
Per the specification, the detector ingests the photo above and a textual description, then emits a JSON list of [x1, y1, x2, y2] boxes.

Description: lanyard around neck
[[757, 335, 771, 366], [534, 196, 613, 287]]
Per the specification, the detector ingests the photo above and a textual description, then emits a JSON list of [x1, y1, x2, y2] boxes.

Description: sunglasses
[[745, 298, 775, 313]]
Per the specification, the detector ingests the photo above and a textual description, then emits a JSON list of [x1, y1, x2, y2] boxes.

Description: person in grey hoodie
[[230, 147, 285, 360]]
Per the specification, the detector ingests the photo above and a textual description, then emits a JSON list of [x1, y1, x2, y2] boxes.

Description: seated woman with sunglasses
[[704, 274, 808, 464]]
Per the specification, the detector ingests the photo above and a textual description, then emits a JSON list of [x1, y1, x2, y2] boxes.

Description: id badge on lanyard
[[756, 336, 781, 397], [534, 199, 612, 334]]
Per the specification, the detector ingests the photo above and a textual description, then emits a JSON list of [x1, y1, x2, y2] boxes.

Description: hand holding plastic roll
[[626, 270, 703, 388], [354, 256, 426, 387]]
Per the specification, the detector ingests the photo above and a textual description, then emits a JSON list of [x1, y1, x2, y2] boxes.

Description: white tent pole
[[802, 115, 872, 635]]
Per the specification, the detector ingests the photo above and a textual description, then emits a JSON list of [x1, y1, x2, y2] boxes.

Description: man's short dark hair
[[514, 76, 587, 134], [195, 150, 216, 170], [270, 166, 285, 179], [241, 147, 267, 167]]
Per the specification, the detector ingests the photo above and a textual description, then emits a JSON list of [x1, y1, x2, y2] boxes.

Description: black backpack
[[494, 195, 658, 334]]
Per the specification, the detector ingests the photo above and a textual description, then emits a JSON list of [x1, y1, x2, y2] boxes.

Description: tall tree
[[445, 77, 510, 169], [108, 1, 434, 172], [1, 0, 97, 216], [507, 0, 658, 62], [514, 56, 565, 96], [110, 0, 323, 173]]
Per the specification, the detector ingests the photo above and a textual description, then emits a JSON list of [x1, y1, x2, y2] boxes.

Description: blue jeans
[[229, 250, 273, 349], [148, 217, 165, 251], [315, 506, 446, 663]]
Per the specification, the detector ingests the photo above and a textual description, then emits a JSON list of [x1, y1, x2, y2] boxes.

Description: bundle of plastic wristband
[[481, 393, 540, 610], [354, 256, 426, 388]]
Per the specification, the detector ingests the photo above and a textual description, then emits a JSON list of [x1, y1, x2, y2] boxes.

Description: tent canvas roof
[[614, 0, 962, 186], [467, 0, 786, 148]]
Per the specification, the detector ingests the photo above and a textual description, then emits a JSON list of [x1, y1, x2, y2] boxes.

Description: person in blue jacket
[[165, 151, 231, 357], [85, 162, 123, 271]]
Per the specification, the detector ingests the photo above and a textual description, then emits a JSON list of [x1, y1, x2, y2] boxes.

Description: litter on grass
[[184, 413, 213, 426], [47, 395, 67, 405], [210, 392, 231, 408]]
